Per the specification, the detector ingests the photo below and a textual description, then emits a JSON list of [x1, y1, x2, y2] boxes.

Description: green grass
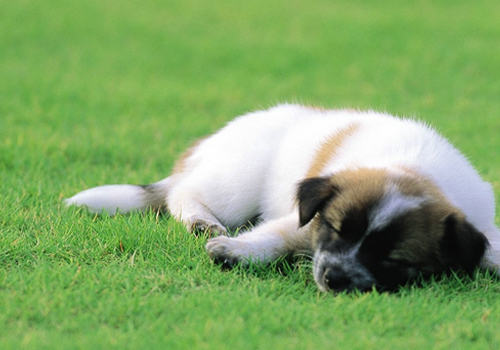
[[1, 0, 500, 348]]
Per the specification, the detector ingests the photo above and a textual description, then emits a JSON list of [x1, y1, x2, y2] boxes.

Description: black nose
[[323, 266, 351, 291]]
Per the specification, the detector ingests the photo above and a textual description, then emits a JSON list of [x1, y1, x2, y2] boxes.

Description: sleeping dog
[[66, 104, 500, 292]]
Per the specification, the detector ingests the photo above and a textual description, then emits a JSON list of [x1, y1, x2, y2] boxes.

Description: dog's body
[[66, 104, 500, 291]]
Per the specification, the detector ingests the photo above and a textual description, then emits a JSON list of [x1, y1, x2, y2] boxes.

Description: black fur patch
[[440, 214, 489, 274], [338, 207, 370, 243], [358, 215, 406, 261], [357, 216, 411, 290], [297, 177, 339, 227]]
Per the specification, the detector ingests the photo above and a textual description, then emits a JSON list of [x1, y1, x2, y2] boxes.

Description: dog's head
[[297, 168, 489, 292]]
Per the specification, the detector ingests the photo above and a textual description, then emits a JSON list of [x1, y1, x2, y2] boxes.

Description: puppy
[[66, 104, 500, 292]]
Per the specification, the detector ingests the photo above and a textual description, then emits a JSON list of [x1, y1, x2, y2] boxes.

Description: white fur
[[65, 185, 147, 214], [65, 177, 171, 214], [65, 104, 500, 271], [368, 184, 427, 233]]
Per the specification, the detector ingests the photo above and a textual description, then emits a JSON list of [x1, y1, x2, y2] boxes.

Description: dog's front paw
[[206, 236, 248, 268]]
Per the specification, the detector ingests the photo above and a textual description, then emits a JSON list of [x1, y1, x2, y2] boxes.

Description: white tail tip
[[65, 184, 147, 214]]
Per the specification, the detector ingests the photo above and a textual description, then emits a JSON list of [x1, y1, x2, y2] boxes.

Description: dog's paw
[[187, 217, 227, 236], [205, 236, 249, 268]]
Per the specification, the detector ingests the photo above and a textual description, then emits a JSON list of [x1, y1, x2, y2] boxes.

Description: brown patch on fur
[[172, 137, 207, 174], [326, 169, 388, 223], [305, 124, 359, 178]]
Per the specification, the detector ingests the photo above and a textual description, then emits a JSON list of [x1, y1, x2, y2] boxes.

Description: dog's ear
[[439, 214, 489, 274], [297, 177, 340, 227]]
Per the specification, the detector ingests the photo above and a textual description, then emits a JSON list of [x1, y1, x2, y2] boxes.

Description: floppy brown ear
[[440, 214, 489, 274], [297, 177, 339, 227]]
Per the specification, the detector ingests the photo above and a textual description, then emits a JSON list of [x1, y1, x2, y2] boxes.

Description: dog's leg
[[205, 213, 312, 266], [167, 189, 227, 235]]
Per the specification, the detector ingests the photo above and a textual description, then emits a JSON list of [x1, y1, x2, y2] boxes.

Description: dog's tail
[[64, 177, 171, 214]]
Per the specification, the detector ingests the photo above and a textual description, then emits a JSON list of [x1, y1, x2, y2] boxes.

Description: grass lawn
[[1, 0, 500, 348]]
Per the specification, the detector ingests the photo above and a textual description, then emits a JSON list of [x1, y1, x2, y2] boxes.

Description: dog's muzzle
[[313, 250, 375, 292]]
